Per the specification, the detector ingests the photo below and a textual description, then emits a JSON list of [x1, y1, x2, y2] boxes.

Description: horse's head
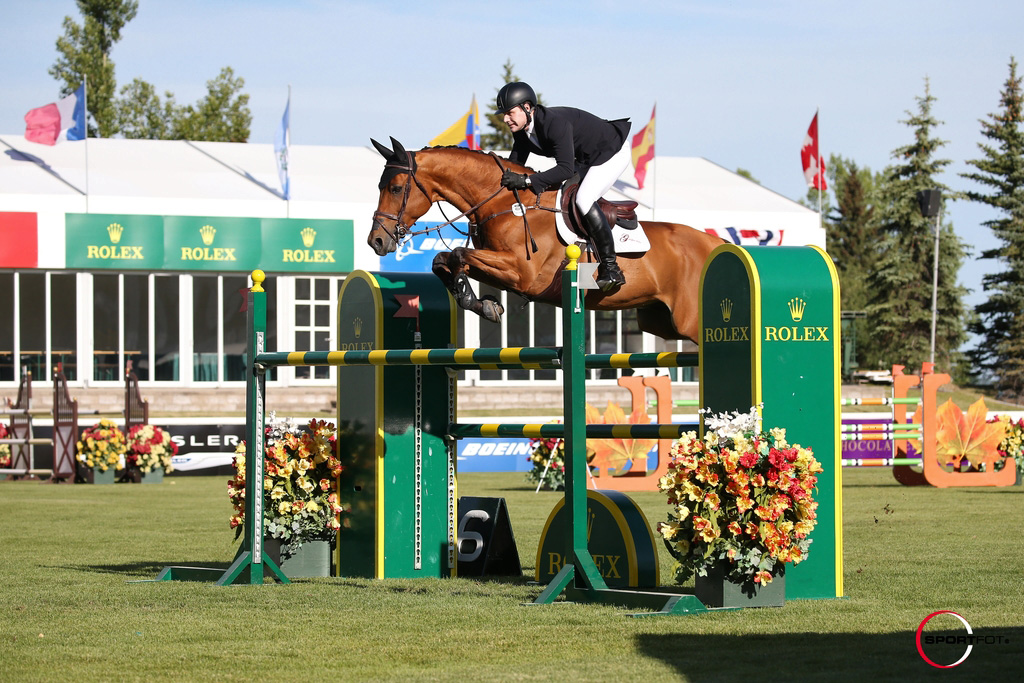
[[368, 137, 433, 256]]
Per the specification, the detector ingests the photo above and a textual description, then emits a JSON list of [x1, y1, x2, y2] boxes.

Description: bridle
[[373, 149, 548, 257], [371, 150, 433, 246]]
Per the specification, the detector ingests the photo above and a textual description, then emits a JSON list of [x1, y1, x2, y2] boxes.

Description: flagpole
[[84, 74, 90, 213], [816, 107, 821, 232], [652, 101, 657, 220], [286, 84, 291, 219]]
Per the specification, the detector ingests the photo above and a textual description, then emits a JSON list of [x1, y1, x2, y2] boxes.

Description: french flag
[[24, 84, 87, 145]]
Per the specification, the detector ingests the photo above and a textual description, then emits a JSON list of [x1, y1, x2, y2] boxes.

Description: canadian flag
[[801, 112, 827, 191]]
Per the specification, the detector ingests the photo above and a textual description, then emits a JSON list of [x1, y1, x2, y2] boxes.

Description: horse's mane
[[417, 145, 535, 174]]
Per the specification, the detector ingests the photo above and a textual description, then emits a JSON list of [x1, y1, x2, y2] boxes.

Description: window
[[0, 273, 13, 381], [293, 277, 334, 380], [154, 276, 180, 381]]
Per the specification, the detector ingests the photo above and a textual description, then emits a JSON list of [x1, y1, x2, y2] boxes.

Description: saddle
[[559, 176, 639, 237]]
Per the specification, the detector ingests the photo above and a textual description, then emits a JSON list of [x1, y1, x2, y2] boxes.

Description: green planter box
[[695, 564, 786, 608], [77, 465, 116, 485], [263, 538, 333, 578], [120, 465, 165, 484]]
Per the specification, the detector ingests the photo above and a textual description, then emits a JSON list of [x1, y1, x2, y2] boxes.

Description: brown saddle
[[559, 177, 639, 237]]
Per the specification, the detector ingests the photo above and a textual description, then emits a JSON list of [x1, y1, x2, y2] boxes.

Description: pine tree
[[824, 156, 882, 370], [864, 79, 969, 373], [961, 57, 1024, 400], [480, 59, 544, 151]]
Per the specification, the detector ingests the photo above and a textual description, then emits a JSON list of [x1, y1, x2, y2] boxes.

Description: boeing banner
[[378, 222, 471, 273]]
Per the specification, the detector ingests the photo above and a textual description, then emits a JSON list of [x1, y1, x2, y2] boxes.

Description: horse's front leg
[[441, 247, 524, 324]]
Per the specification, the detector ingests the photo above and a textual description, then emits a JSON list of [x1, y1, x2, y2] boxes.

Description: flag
[[24, 84, 86, 145], [429, 95, 480, 150], [801, 112, 827, 191], [274, 92, 291, 200], [631, 104, 655, 189]]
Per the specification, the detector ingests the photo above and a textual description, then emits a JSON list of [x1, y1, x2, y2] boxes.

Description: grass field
[[1, 470, 1021, 682]]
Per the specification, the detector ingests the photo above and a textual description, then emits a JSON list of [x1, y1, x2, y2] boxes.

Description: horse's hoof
[[480, 296, 504, 323]]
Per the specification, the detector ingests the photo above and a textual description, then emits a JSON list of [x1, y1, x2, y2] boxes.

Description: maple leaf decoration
[[934, 398, 1008, 469], [585, 401, 657, 475]]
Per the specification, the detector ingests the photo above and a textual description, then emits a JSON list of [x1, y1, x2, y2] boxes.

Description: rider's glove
[[500, 169, 530, 191]]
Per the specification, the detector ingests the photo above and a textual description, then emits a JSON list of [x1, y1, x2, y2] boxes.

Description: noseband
[[372, 151, 431, 246]]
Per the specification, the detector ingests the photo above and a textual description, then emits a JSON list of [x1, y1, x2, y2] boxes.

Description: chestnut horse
[[368, 137, 723, 342]]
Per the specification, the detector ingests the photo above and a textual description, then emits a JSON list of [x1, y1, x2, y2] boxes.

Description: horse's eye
[[390, 185, 402, 195]]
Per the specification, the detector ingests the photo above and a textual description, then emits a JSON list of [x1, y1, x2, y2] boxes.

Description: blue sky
[[3, 0, 1022, 314]]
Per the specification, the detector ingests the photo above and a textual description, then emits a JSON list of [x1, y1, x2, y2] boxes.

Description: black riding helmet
[[496, 82, 537, 114]]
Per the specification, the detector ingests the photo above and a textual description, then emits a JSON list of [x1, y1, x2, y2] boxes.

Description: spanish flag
[[631, 104, 655, 189], [430, 95, 480, 150]]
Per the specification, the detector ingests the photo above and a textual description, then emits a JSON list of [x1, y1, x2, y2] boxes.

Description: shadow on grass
[[46, 560, 231, 576], [635, 627, 1024, 681]]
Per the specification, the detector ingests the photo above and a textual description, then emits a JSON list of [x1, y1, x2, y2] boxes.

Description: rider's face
[[503, 104, 530, 133]]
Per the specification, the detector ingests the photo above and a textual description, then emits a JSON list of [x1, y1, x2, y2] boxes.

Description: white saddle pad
[[552, 187, 651, 254]]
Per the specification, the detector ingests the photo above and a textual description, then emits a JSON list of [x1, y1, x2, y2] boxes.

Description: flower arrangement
[[0, 423, 10, 468], [989, 414, 1024, 474], [75, 419, 126, 472], [657, 406, 822, 590], [526, 433, 566, 491], [125, 424, 177, 473], [228, 416, 344, 560]]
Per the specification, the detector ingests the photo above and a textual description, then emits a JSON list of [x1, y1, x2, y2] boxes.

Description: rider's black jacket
[[508, 105, 630, 194]]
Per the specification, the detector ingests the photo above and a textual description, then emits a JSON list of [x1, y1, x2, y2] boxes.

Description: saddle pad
[[553, 187, 651, 254]]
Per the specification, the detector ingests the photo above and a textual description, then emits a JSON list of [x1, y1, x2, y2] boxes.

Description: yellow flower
[[270, 487, 286, 500], [277, 501, 291, 515]]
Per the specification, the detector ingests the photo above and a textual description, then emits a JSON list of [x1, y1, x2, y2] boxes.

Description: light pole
[[918, 189, 942, 366]]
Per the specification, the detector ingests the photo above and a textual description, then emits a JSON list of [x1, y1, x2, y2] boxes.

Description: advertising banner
[[378, 222, 471, 273], [0, 212, 38, 268], [66, 213, 164, 269], [163, 215, 262, 271], [261, 218, 354, 272]]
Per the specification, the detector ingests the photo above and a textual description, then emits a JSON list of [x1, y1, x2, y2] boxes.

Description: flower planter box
[[122, 466, 164, 484], [263, 538, 333, 578], [77, 464, 116, 485], [695, 564, 785, 609]]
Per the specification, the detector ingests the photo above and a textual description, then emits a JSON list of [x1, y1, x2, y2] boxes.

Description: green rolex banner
[[261, 218, 353, 272], [66, 214, 164, 269], [164, 216, 262, 271]]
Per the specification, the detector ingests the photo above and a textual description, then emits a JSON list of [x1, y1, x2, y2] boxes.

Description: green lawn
[[1, 470, 1021, 682]]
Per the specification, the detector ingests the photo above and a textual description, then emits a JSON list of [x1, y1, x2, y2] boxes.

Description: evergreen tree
[[827, 156, 881, 312], [824, 156, 882, 370], [49, 0, 138, 137], [961, 57, 1024, 400], [863, 79, 969, 373], [480, 59, 544, 151]]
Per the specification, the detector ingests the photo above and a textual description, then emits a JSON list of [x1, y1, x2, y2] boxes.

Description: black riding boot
[[583, 203, 625, 292]]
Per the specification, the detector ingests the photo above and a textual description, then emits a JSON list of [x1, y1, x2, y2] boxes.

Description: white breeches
[[575, 139, 631, 213]]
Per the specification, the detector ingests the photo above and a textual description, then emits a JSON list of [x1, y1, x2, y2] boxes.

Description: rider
[[496, 82, 631, 292]]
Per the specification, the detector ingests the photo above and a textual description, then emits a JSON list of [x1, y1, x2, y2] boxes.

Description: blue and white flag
[[274, 92, 290, 200]]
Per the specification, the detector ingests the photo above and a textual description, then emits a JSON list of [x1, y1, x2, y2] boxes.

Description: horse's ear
[[390, 137, 408, 159], [370, 138, 394, 159]]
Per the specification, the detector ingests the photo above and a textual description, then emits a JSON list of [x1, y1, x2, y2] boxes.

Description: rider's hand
[[500, 169, 530, 191]]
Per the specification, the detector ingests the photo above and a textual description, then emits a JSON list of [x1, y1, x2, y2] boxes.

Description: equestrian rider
[[496, 82, 631, 292]]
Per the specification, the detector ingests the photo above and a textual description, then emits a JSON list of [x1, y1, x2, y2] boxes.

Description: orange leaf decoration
[[934, 398, 1008, 469], [585, 401, 657, 476]]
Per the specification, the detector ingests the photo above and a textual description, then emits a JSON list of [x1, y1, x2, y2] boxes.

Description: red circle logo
[[916, 611, 973, 668]]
